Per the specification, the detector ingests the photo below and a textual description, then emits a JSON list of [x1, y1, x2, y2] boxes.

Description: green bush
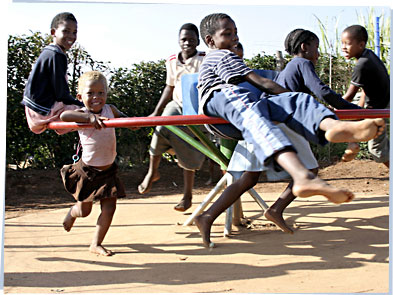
[[7, 31, 388, 170], [7, 31, 165, 169], [108, 61, 166, 167]]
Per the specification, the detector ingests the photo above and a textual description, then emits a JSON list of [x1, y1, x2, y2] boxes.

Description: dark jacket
[[22, 44, 83, 115]]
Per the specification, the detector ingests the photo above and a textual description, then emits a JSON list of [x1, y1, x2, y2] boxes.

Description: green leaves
[[7, 31, 165, 169]]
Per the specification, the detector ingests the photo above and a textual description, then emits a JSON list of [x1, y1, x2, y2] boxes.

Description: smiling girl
[[60, 71, 127, 256]]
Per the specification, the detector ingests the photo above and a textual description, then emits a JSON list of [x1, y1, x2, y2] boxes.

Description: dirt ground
[[4, 159, 390, 218], [3, 159, 390, 293]]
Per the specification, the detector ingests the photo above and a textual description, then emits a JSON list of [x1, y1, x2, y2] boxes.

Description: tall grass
[[357, 7, 390, 71], [314, 7, 390, 71]]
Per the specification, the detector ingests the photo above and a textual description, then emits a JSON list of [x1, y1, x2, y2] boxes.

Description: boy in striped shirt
[[194, 13, 385, 248]]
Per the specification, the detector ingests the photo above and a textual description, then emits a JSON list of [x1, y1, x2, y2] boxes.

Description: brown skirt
[[60, 160, 126, 202]]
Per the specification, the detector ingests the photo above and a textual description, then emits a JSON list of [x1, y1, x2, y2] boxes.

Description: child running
[[194, 13, 385, 248], [60, 71, 127, 256], [341, 25, 390, 168], [22, 12, 83, 135]]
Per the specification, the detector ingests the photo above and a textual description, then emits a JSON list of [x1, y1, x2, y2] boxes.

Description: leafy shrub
[[7, 31, 388, 170], [7, 31, 165, 169]]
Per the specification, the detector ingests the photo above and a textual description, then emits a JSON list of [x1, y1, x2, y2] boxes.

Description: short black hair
[[200, 13, 233, 45], [179, 23, 199, 39], [284, 28, 319, 55], [50, 12, 77, 30], [343, 25, 368, 43]]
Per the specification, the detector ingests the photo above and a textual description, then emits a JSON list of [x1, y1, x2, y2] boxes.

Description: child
[[22, 12, 83, 135], [205, 42, 245, 186], [228, 28, 365, 234], [269, 28, 364, 231], [341, 25, 390, 168], [281, 28, 363, 162], [194, 13, 385, 248], [60, 71, 127, 256], [138, 23, 206, 212]]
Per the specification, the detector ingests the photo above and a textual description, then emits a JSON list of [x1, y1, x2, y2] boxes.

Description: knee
[[101, 200, 117, 216], [241, 173, 260, 189], [77, 204, 92, 217]]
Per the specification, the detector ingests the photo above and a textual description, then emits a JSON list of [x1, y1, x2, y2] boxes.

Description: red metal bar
[[47, 109, 389, 130], [48, 115, 227, 129], [334, 109, 389, 120]]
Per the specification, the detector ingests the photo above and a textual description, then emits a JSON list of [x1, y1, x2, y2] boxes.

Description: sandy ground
[[2, 160, 390, 293]]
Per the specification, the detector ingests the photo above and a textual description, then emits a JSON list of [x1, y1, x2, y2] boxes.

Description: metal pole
[[47, 109, 390, 130], [375, 16, 380, 58]]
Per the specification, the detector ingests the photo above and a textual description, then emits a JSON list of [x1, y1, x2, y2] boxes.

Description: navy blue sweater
[[22, 44, 83, 115], [274, 57, 360, 110]]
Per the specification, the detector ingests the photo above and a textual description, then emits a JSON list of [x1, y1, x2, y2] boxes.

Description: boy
[[22, 12, 83, 135], [341, 25, 390, 168], [60, 71, 127, 256], [138, 23, 206, 212], [195, 13, 385, 248]]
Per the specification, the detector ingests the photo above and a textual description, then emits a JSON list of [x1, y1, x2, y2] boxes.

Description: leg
[[265, 168, 318, 234], [367, 124, 390, 169], [195, 171, 260, 247], [138, 104, 178, 194], [63, 201, 93, 232], [206, 159, 219, 185], [341, 142, 360, 162], [90, 197, 117, 256], [205, 90, 353, 203], [174, 169, 195, 212], [321, 117, 385, 143], [275, 149, 354, 203], [138, 154, 161, 194], [264, 92, 384, 146]]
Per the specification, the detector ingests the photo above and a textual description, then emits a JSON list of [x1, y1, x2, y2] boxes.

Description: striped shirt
[[197, 49, 253, 114]]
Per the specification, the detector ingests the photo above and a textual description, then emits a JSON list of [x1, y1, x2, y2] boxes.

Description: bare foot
[[325, 118, 385, 143], [292, 176, 355, 204], [264, 208, 293, 234], [174, 198, 192, 212], [195, 214, 215, 248], [63, 208, 76, 232], [341, 142, 360, 162], [89, 244, 113, 256], [138, 172, 160, 194]]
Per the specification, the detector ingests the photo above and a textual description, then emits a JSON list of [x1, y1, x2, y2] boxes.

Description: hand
[[89, 113, 108, 129]]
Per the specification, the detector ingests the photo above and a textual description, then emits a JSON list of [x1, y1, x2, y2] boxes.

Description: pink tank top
[[78, 105, 116, 166]]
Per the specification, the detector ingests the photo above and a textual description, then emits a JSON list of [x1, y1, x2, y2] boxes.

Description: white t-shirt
[[78, 104, 117, 167], [165, 50, 205, 107]]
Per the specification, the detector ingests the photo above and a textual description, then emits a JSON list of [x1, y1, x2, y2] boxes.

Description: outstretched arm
[[342, 84, 360, 103], [60, 110, 108, 129], [149, 85, 175, 117], [358, 90, 366, 108], [244, 71, 289, 95], [300, 61, 361, 109]]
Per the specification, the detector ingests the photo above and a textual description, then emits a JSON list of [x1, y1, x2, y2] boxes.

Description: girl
[[60, 71, 127, 256], [22, 12, 84, 135]]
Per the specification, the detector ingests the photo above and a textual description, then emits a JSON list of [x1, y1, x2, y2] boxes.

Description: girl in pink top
[[60, 71, 127, 256]]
